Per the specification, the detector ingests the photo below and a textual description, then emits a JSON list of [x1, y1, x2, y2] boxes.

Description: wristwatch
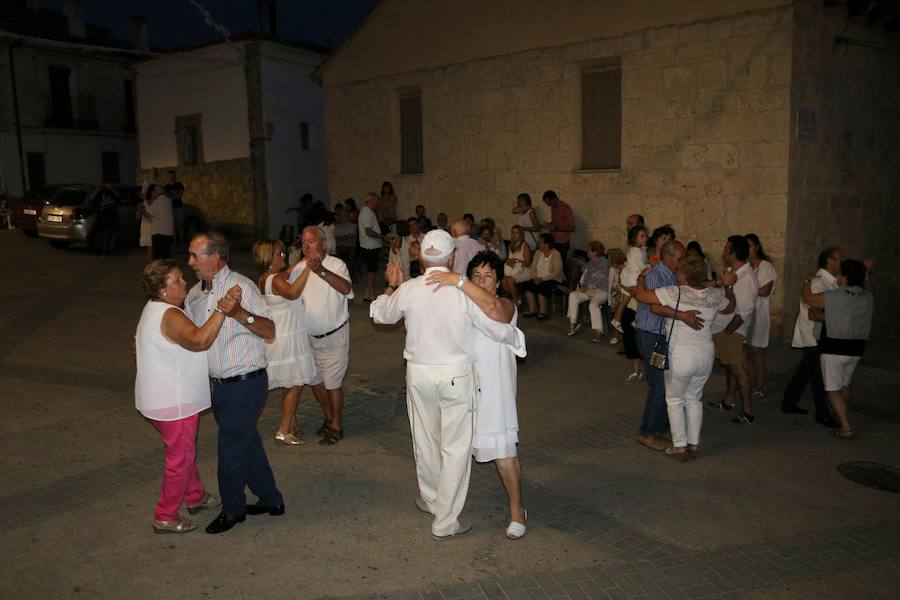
[[244, 314, 255, 325], [456, 275, 468, 289], [319, 269, 328, 278]]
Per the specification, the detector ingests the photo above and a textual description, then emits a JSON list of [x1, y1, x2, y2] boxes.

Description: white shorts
[[308, 324, 350, 390], [820, 354, 861, 392]]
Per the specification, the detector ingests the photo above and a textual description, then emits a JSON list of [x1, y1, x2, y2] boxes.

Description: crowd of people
[[132, 182, 875, 539]]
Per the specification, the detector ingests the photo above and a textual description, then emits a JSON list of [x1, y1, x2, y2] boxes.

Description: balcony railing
[[41, 94, 99, 130]]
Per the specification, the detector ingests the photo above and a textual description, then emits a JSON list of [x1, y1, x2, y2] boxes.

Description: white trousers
[[567, 288, 608, 332], [406, 362, 476, 536], [664, 349, 714, 447]]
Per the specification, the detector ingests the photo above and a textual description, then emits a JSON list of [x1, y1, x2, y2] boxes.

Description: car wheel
[[50, 240, 71, 249]]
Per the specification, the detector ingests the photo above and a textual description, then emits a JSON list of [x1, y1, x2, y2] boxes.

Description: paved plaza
[[1, 230, 898, 599]]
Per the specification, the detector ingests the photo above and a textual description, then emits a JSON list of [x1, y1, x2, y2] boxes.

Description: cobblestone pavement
[[1, 231, 898, 599]]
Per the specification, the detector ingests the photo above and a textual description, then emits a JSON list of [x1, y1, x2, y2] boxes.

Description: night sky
[[40, 0, 379, 49]]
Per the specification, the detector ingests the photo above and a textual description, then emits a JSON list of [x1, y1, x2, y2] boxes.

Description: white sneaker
[[609, 336, 619, 345], [610, 319, 624, 334], [625, 371, 641, 383]]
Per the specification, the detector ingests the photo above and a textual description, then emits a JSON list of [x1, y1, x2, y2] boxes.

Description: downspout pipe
[[8, 39, 27, 196]]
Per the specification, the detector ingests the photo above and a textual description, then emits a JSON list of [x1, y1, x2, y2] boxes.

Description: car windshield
[[52, 189, 88, 206]]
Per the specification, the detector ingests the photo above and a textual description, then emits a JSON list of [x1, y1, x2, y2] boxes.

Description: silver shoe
[[153, 515, 196, 534], [275, 431, 305, 446], [186, 492, 221, 515]]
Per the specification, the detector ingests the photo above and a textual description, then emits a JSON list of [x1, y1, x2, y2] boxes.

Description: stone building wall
[[324, 4, 795, 332], [783, 0, 900, 339], [138, 158, 255, 228]]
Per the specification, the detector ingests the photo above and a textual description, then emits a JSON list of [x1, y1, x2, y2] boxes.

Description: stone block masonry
[[324, 4, 795, 333], [138, 158, 255, 229]]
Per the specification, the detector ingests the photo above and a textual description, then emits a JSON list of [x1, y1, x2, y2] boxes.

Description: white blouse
[[135, 301, 211, 421]]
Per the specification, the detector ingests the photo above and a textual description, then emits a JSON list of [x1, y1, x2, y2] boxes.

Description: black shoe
[[245, 503, 285, 516], [780, 406, 809, 415], [815, 414, 838, 428], [205, 512, 245, 534]]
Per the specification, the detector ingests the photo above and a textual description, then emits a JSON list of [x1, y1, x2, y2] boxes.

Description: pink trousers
[[150, 414, 206, 521]]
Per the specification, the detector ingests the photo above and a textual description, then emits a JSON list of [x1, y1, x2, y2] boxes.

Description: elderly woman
[[252, 239, 324, 445], [426, 251, 528, 539], [520, 233, 564, 320], [135, 260, 235, 533], [567, 241, 610, 340], [633, 254, 736, 460]]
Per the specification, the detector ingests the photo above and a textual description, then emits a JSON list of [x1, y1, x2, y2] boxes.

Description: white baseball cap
[[420, 229, 455, 262]]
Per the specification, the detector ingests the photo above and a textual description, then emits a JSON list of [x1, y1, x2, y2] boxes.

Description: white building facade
[[134, 37, 329, 238], [0, 2, 144, 198]]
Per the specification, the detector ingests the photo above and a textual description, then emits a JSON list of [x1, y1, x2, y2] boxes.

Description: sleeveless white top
[[135, 301, 211, 421], [516, 208, 539, 250]]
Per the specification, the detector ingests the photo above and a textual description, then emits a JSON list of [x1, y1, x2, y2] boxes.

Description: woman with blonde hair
[[252, 239, 324, 445]]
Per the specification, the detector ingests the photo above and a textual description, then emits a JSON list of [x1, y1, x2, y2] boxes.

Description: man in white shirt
[[283, 227, 354, 445], [709, 235, 760, 424], [358, 192, 383, 302], [782, 247, 843, 426], [370, 229, 520, 540], [450, 219, 485, 275]]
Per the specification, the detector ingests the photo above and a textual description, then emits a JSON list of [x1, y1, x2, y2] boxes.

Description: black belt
[[311, 320, 348, 339], [211, 368, 266, 385]]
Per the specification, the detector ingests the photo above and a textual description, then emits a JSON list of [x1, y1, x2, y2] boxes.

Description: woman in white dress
[[745, 233, 777, 398], [426, 250, 528, 540], [252, 240, 322, 446], [135, 260, 233, 533], [633, 254, 737, 460], [501, 225, 533, 306], [511, 193, 541, 251]]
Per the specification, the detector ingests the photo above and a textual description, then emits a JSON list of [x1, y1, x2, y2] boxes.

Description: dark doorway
[[101, 152, 120, 183], [26, 152, 47, 191], [48, 66, 73, 127], [124, 80, 135, 133]]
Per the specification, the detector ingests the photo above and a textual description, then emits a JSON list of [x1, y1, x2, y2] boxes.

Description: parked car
[[37, 184, 207, 253], [13, 184, 69, 236]]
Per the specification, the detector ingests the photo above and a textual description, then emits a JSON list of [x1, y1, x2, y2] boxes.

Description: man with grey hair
[[369, 229, 523, 540], [450, 219, 484, 275], [185, 232, 284, 534], [281, 226, 354, 445]]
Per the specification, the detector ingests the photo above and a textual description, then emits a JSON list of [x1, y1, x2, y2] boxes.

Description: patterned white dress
[[262, 274, 320, 389]]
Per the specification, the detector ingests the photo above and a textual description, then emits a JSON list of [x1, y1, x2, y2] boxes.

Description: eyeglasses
[[188, 251, 214, 259]]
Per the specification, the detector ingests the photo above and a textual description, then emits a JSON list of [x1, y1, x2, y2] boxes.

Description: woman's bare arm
[[161, 306, 226, 351]]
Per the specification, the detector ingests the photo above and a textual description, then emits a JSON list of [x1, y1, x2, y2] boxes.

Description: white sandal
[[505, 507, 527, 540]]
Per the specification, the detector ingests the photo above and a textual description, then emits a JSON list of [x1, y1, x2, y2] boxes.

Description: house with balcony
[[0, 0, 149, 199]]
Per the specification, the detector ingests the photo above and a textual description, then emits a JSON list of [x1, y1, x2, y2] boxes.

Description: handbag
[[649, 287, 680, 370]]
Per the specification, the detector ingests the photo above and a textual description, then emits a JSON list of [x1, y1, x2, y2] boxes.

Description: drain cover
[[838, 462, 900, 493]]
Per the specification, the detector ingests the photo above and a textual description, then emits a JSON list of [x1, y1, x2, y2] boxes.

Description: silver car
[[37, 184, 142, 253]]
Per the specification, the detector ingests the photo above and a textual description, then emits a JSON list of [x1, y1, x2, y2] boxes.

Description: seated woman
[[520, 233, 564, 321], [567, 241, 609, 341], [501, 225, 533, 306], [632, 254, 736, 460], [135, 260, 233, 533], [426, 251, 528, 539], [385, 231, 411, 279]]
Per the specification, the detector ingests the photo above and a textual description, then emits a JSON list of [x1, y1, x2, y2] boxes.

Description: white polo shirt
[[358, 206, 382, 250], [289, 255, 354, 336], [791, 268, 838, 348], [710, 262, 759, 337], [369, 266, 522, 365]]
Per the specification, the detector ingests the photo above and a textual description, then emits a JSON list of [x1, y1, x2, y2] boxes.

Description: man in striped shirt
[[185, 232, 285, 534], [541, 190, 575, 261]]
